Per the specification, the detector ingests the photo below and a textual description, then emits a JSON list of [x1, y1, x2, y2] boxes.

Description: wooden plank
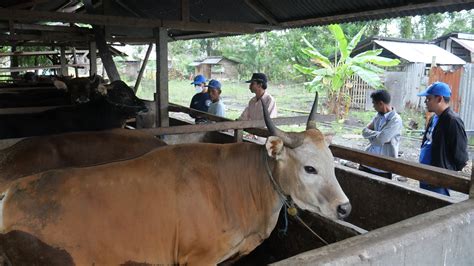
[[329, 144, 470, 194], [0, 65, 61, 72], [0, 8, 278, 34], [134, 43, 153, 92], [169, 102, 335, 137], [0, 22, 91, 33], [155, 28, 169, 127]]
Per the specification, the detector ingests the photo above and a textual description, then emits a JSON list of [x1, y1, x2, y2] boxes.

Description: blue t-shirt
[[419, 115, 449, 196], [208, 100, 226, 117], [419, 115, 438, 165]]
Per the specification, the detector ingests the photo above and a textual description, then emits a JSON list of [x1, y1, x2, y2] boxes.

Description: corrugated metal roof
[[451, 37, 474, 53], [2, 0, 474, 42], [374, 40, 466, 65], [201, 57, 223, 64]]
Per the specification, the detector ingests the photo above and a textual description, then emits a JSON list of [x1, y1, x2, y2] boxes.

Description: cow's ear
[[265, 136, 285, 159], [53, 80, 67, 91]]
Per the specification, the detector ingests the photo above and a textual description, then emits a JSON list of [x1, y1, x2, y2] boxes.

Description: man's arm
[[239, 106, 249, 120], [362, 115, 403, 145], [448, 118, 468, 170]]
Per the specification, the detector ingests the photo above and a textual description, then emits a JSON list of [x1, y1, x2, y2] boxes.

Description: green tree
[[294, 24, 400, 118], [399, 17, 414, 38]]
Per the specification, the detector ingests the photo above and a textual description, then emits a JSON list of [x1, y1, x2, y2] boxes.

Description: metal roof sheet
[[451, 37, 474, 53], [374, 40, 466, 65]]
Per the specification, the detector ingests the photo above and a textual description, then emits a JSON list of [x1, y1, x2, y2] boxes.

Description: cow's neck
[[230, 144, 284, 238]]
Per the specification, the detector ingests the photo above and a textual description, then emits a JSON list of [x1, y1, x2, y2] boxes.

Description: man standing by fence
[[417, 82, 468, 196], [359, 90, 403, 179]]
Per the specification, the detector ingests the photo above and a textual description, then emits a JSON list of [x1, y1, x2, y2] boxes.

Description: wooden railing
[[138, 103, 472, 194]]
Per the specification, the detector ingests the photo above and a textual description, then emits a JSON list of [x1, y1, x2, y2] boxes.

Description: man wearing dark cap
[[239, 73, 277, 121], [417, 82, 468, 196]]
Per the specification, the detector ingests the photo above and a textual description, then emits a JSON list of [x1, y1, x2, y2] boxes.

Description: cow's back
[[1, 143, 279, 265], [0, 129, 166, 190]]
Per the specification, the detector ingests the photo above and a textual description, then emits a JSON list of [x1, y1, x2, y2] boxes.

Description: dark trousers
[[359, 165, 392, 179]]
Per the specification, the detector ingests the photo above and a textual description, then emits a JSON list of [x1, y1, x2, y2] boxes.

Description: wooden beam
[[329, 145, 470, 194], [0, 8, 278, 34], [244, 0, 279, 25], [0, 50, 89, 56], [155, 28, 169, 127], [281, 0, 474, 28], [7, 0, 48, 10], [181, 0, 190, 22], [140, 116, 318, 136], [134, 43, 153, 93], [0, 64, 85, 73]]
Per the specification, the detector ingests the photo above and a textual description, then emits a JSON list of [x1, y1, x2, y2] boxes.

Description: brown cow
[[0, 97, 350, 265], [0, 129, 166, 191]]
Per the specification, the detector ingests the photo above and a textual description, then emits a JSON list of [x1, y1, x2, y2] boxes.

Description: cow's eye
[[304, 166, 318, 174]]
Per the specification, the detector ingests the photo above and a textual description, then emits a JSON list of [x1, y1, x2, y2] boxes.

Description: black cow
[[0, 80, 147, 139], [0, 75, 104, 108]]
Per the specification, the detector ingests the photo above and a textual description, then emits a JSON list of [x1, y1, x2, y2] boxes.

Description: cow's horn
[[306, 92, 318, 130], [262, 98, 303, 148]]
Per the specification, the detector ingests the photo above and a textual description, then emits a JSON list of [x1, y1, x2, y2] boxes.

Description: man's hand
[[366, 121, 374, 130]]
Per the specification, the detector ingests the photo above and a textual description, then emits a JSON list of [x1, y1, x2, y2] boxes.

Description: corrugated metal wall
[[403, 63, 426, 110], [459, 63, 474, 131], [428, 66, 464, 112]]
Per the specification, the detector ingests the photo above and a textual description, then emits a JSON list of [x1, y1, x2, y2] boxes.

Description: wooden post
[[72, 47, 79, 77], [234, 129, 243, 142], [470, 160, 474, 199], [84, 0, 120, 81], [155, 27, 169, 127], [89, 41, 97, 76], [134, 42, 153, 93], [11, 45, 19, 79], [60, 46, 68, 76]]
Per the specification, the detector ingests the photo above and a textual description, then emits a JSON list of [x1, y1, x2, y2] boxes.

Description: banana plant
[[294, 24, 400, 118]]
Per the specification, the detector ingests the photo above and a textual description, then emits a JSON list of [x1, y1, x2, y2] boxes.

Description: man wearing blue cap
[[207, 79, 226, 117], [417, 82, 468, 196], [190, 74, 211, 123]]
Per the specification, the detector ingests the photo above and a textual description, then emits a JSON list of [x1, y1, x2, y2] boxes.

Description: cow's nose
[[337, 202, 351, 219]]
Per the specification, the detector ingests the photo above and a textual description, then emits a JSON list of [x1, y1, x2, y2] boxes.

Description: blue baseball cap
[[417, 82, 451, 97], [206, 79, 221, 90], [191, 74, 207, 85]]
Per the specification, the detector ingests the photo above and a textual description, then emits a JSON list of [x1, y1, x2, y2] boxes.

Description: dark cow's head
[[103, 80, 148, 114], [54, 75, 106, 104], [263, 94, 351, 220]]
